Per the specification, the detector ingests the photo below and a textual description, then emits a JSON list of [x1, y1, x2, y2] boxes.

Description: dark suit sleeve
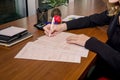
[[66, 11, 111, 30], [85, 37, 120, 71]]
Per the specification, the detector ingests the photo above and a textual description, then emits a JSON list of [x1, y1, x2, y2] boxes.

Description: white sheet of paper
[[36, 32, 89, 57], [15, 32, 89, 63], [62, 15, 84, 22], [15, 42, 81, 63]]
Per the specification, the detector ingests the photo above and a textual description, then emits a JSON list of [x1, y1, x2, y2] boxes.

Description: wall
[[27, 0, 38, 16], [15, 0, 26, 17]]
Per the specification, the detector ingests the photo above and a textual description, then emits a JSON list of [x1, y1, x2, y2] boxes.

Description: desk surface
[[0, 0, 107, 80]]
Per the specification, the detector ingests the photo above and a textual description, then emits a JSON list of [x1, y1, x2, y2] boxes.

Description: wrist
[[83, 37, 90, 46], [61, 23, 67, 31]]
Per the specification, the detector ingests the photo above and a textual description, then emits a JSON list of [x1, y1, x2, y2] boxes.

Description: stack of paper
[[15, 32, 89, 63], [62, 15, 84, 22], [0, 26, 32, 47]]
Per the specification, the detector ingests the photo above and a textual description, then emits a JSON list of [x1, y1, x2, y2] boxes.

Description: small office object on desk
[[34, 8, 48, 30], [0, 26, 32, 47], [62, 15, 84, 22]]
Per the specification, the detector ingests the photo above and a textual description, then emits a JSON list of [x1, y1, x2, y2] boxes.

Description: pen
[[49, 17, 55, 37]]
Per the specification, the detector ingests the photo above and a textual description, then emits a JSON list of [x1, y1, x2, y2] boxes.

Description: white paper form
[[62, 15, 84, 22], [15, 32, 89, 63], [36, 32, 89, 57], [15, 42, 81, 63]]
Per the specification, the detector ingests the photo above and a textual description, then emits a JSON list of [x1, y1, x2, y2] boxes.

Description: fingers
[[44, 30, 49, 36], [43, 24, 51, 34], [66, 34, 90, 46], [43, 23, 67, 37], [51, 31, 60, 36], [43, 24, 55, 37], [66, 35, 78, 44], [43, 24, 61, 37]]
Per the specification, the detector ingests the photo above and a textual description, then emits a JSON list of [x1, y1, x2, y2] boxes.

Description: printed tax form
[[15, 32, 89, 63]]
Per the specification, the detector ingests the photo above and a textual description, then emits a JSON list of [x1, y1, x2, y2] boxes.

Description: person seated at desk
[[43, 0, 120, 80]]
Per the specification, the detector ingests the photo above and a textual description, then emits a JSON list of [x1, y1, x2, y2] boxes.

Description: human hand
[[43, 23, 67, 37], [66, 34, 90, 47]]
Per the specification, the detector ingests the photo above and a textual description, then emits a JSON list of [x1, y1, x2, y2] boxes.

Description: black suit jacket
[[66, 10, 120, 78]]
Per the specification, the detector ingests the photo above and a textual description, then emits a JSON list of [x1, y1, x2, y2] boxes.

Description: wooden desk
[[0, 0, 108, 80]]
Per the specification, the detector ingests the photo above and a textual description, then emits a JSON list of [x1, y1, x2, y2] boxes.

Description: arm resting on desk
[[85, 37, 120, 73], [66, 11, 111, 30]]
